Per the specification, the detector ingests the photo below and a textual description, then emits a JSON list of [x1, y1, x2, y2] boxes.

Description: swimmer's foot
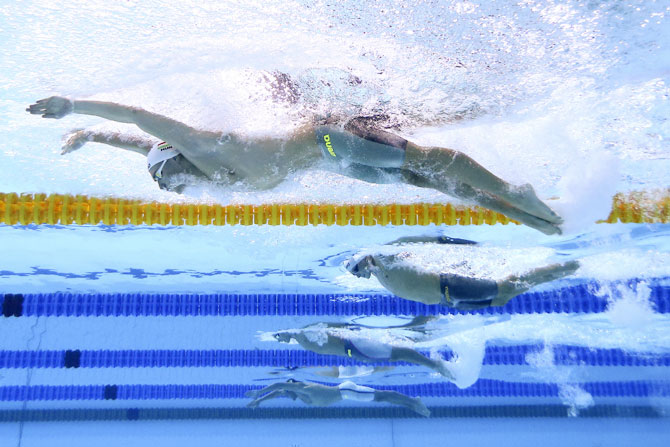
[[530, 260, 580, 284], [516, 211, 563, 236], [512, 183, 563, 224], [436, 359, 456, 381], [409, 397, 431, 418], [245, 389, 262, 399], [246, 399, 261, 409]]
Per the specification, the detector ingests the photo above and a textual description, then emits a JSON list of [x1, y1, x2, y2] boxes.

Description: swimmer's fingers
[[26, 96, 73, 119], [26, 103, 45, 114], [25, 98, 49, 114]]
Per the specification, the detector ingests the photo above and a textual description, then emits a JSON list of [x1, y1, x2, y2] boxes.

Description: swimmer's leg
[[373, 391, 430, 417], [493, 260, 580, 306], [389, 347, 454, 380], [403, 143, 562, 224], [402, 172, 562, 235]]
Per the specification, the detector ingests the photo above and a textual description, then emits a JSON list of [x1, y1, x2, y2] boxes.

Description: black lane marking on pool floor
[[2, 347, 669, 369], [2, 294, 23, 317], [0, 405, 664, 422], [103, 385, 118, 400], [63, 350, 81, 368]]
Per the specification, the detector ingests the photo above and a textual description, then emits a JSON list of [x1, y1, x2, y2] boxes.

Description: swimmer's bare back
[[28, 96, 562, 234]]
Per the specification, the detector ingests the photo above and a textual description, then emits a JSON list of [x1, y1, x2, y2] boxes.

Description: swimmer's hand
[[26, 96, 73, 119], [61, 129, 89, 154]]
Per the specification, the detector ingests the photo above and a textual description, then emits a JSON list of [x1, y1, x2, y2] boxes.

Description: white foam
[[553, 152, 621, 235], [439, 338, 486, 389], [525, 346, 595, 416], [602, 282, 658, 329], [366, 243, 558, 280]]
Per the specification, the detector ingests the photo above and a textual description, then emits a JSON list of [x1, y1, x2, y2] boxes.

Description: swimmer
[[26, 96, 562, 234], [273, 321, 455, 380], [246, 379, 431, 417], [346, 235, 580, 310]]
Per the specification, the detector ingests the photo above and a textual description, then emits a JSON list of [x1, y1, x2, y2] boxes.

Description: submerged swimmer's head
[[345, 254, 374, 279], [147, 142, 179, 176], [273, 332, 294, 343], [147, 143, 202, 193]]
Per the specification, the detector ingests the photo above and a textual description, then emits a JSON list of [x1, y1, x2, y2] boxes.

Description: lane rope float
[[1, 191, 668, 226], [0, 405, 662, 422], [0, 379, 666, 401], [1, 345, 668, 369], [3, 280, 668, 317]]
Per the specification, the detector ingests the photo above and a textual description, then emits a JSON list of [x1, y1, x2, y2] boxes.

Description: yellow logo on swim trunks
[[323, 134, 336, 157], [347, 348, 353, 357]]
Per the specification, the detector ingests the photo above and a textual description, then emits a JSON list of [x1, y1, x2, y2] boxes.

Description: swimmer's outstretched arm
[[247, 381, 344, 407], [245, 381, 304, 400], [27, 97, 226, 178], [62, 129, 156, 156]]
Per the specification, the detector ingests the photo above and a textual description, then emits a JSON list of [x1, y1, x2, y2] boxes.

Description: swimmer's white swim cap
[[147, 142, 179, 171]]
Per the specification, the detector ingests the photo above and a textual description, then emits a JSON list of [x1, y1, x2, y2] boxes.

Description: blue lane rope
[[0, 405, 663, 422], [3, 280, 669, 317], [1, 345, 669, 369], [1, 380, 668, 401]]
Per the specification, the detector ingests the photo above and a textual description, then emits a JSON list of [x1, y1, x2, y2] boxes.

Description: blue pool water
[[1, 1, 670, 446]]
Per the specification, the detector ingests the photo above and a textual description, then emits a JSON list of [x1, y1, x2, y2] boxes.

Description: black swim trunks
[[439, 273, 499, 310]]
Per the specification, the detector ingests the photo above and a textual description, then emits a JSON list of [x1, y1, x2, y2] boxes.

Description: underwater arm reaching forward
[[27, 96, 228, 179], [61, 129, 156, 156]]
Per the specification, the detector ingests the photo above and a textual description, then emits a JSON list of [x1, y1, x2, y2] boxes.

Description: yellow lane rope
[[0, 192, 668, 227]]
